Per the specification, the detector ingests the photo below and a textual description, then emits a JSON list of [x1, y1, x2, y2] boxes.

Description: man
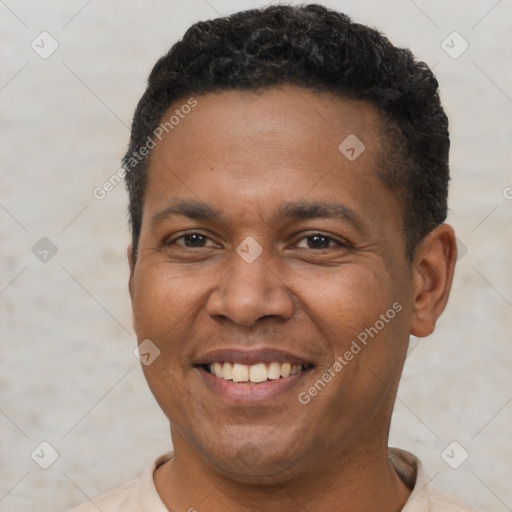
[[70, 4, 477, 511]]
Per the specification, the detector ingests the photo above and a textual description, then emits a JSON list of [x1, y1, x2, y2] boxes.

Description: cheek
[[296, 262, 407, 394], [291, 261, 396, 340], [131, 263, 206, 338], [131, 265, 206, 418]]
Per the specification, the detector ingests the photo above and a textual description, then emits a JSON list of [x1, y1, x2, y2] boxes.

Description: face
[[128, 86, 431, 482]]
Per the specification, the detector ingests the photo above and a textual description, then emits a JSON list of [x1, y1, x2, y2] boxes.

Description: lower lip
[[196, 366, 313, 403]]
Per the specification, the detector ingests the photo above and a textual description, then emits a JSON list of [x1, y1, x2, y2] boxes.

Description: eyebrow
[[150, 199, 223, 228], [150, 198, 360, 229]]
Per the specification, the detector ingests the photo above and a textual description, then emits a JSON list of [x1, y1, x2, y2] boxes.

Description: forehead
[[142, 86, 400, 232], [149, 86, 384, 168]]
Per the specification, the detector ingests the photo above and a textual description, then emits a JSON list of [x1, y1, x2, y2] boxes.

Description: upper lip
[[193, 348, 315, 367]]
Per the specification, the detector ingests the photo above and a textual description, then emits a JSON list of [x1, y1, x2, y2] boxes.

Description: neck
[[154, 434, 412, 512]]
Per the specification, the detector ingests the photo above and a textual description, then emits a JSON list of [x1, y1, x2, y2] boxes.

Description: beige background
[[1, 1, 511, 511]]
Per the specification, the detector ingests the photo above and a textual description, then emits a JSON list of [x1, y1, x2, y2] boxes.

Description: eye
[[170, 232, 217, 248], [165, 231, 347, 251], [295, 233, 345, 250]]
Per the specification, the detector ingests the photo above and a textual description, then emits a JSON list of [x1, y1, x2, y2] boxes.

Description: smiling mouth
[[201, 362, 314, 384]]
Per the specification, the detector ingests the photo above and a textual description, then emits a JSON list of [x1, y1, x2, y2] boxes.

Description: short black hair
[[123, 3, 449, 260]]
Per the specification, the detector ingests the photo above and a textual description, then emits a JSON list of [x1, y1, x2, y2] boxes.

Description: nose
[[205, 245, 295, 327]]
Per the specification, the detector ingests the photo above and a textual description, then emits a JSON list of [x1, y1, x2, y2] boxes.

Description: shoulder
[[67, 478, 139, 511], [65, 453, 173, 512], [427, 484, 480, 512], [388, 447, 480, 512]]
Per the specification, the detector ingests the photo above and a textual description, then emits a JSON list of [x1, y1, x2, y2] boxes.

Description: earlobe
[[410, 224, 457, 338]]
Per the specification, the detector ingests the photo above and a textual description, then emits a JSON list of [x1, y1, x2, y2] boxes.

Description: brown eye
[[295, 233, 343, 250], [181, 233, 208, 247], [306, 234, 331, 249], [168, 232, 217, 248]]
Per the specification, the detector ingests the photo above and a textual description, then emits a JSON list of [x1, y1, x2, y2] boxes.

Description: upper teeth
[[209, 362, 306, 383]]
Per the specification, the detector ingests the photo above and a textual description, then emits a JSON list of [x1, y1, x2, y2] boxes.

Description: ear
[[127, 243, 135, 301], [410, 223, 457, 338]]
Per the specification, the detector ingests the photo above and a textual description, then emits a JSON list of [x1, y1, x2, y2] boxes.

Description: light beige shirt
[[68, 448, 478, 511]]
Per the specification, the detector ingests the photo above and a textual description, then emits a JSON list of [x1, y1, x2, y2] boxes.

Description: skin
[[128, 86, 457, 511]]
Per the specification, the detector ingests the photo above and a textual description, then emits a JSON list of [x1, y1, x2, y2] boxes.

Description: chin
[[199, 433, 308, 484]]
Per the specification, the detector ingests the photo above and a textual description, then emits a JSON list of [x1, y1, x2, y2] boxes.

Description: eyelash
[[166, 231, 348, 250]]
